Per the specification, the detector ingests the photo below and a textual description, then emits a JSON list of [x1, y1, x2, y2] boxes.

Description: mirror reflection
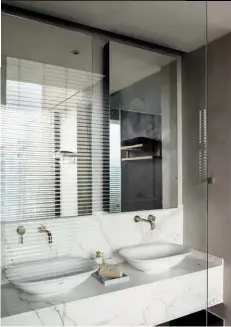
[[1, 14, 179, 221], [109, 42, 178, 213]]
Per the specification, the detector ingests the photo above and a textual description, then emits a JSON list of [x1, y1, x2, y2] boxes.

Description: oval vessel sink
[[5, 256, 98, 296], [119, 242, 191, 273]]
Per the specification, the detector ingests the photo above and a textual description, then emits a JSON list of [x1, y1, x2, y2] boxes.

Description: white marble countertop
[[1, 250, 223, 326]]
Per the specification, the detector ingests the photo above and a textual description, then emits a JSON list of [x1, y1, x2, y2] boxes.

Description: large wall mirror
[[109, 42, 179, 213], [1, 14, 180, 222]]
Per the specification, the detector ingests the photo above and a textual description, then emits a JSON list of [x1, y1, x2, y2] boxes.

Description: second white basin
[[5, 256, 98, 296], [119, 242, 191, 273]]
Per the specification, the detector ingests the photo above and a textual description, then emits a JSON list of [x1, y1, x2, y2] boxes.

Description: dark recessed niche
[[157, 310, 224, 326]]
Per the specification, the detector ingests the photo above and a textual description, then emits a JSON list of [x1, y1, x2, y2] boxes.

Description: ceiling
[[2, 1, 231, 52]]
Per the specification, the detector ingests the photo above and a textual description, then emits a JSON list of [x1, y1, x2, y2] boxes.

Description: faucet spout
[[148, 215, 156, 230], [38, 225, 53, 244], [134, 215, 156, 230], [46, 230, 53, 244]]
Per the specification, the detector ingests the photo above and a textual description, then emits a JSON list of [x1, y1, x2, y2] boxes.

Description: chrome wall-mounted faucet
[[134, 215, 156, 230], [38, 225, 52, 244]]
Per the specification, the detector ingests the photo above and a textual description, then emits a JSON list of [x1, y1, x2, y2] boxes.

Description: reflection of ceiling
[[2, 14, 174, 94], [110, 42, 174, 93], [3, 1, 231, 52], [1, 14, 93, 73]]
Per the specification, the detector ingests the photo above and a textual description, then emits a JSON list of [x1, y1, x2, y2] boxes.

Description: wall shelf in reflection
[[121, 137, 162, 161], [122, 155, 162, 161], [121, 144, 143, 151]]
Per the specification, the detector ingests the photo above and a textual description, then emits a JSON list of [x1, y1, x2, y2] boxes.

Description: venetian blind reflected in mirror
[[1, 14, 109, 221], [109, 42, 178, 213]]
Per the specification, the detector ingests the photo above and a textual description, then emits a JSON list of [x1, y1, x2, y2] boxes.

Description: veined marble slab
[[1, 250, 223, 326], [1, 207, 183, 269]]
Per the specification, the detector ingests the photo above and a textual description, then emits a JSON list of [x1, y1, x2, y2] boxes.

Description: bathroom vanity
[[1, 6, 226, 327], [1, 250, 223, 326]]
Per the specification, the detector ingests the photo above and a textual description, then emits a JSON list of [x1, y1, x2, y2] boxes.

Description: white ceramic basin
[[119, 242, 191, 274], [5, 256, 98, 296]]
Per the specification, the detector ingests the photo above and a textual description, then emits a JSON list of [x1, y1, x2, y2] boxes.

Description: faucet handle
[[16, 226, 26, 244], [38, 225, 46, 232], [134, 215, 141, 222], [148, 215, 156, 221]]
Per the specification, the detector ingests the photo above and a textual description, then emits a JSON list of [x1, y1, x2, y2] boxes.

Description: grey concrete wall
[[182, 33, 231, 324], [207, 33, 231, 325], [182, 46, 207, 252]]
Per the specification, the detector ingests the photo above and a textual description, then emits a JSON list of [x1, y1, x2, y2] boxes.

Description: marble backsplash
[[1, 207, 183, 272]]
